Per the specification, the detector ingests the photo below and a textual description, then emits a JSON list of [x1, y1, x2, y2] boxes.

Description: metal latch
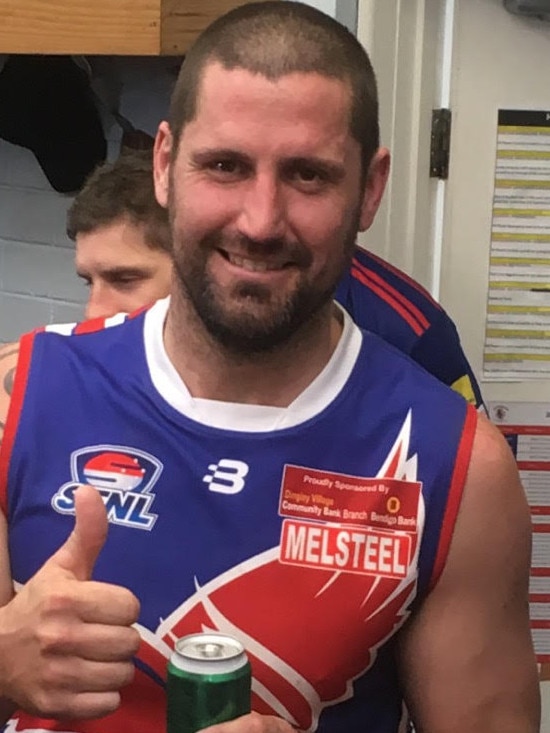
[[430, 108, 452, 179]]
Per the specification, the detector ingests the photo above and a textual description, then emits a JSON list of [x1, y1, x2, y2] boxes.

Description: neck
[[163, 292, 343, 407]]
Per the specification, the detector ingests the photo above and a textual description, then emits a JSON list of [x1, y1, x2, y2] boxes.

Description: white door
[[359, 0, 550, 728], [357, 0, 449, 290], [438, 0, 550, 728]]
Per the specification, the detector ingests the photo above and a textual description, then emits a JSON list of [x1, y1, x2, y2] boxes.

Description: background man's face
[[75, 217, 172, 319]]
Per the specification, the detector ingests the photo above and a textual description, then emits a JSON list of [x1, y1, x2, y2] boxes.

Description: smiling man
[[0, 3, 538, 733], [68, 139, 484, 408], [67, 150, 173, 319]]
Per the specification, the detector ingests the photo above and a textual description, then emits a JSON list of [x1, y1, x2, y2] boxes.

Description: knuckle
[[40, 657, 74, 690], [41, 588, 75, 616], [247, 712, 266, 732], [36, 622, 69, 654], [30, 688, 65, 718]]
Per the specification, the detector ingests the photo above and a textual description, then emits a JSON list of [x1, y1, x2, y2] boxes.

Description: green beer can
[[167, 632, 251, 733]]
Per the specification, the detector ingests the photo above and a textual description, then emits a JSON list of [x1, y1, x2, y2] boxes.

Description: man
[[0, 3, 539, 733], [71, 145, 484, 409], [67, 150, 173, 319]]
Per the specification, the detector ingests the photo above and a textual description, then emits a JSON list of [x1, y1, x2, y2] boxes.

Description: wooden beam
[[160, 0, 271, 55], [0, 0, 273, 56], [0, 1, 161, 55]]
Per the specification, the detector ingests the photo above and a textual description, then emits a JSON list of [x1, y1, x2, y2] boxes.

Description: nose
[[85, 284, 117, 320], [236, 173, 286, 242]]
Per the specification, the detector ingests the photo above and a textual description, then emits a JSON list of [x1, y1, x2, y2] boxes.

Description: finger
[[66, 625, 141, 662], [74, 659, 136, 693], [199, 712, 295, 733], [47, 485, 108, 581], [43, 690, 122, 721], [73, 581, 140, 626]]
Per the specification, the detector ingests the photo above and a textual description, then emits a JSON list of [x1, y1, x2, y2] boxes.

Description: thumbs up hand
[[0, 485, 141, 720]]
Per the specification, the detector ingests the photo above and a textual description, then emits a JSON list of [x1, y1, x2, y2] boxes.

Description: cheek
[[172, 182, 237, 236], [149, 272, 172, 300], [290, 198, 352, 252]]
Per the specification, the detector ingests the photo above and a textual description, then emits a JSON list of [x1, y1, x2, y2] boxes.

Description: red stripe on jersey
[[72, 303, 150, 334], [0, 332, 36, 516], [362, 249, 442, 310], [129, 302, 155, 319], [73, 316, 108, 335], [429, 404, 478, 590], [352, 258, 431, 331], [351, 265, 426, 337]]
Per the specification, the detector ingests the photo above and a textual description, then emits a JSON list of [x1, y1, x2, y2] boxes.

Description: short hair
[[168, 1, 380, 178], [66, 150, 171, 253]]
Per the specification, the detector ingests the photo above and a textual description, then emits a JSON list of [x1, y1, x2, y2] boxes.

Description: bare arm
[[398, 413, 540, 732], [0, 341, 17, 441], [0, 341, 19, 604], [0, 342, 19, 721], [0, 343, 141, 723]]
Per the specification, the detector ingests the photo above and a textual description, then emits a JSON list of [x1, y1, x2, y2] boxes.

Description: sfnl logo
[[52, 445, 163, 530]]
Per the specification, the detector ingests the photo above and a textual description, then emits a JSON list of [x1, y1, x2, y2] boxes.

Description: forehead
[[75, 219, 163, 267], [181, 62, 354, 154]]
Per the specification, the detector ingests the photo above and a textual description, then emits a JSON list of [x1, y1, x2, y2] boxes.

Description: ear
[[153, 121, 174, 209], [358, 147, 391, 232]]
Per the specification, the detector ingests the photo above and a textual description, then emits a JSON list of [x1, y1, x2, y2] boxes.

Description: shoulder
[[397, 411, 539, 730], [340, 249, 484, 408], [441, 411, 530, 585], [349, 247, 441, 309], [339, 247, 452, 336]]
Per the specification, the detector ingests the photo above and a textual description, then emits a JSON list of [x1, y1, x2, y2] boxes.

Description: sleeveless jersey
[[336, 247, 484, 409], [0, 298, 477, 733]]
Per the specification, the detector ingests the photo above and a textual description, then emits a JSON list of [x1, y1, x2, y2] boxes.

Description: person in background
[[66, 150, 173, 320], [0, 3, 537, 731], [71, 144, 484, 410]]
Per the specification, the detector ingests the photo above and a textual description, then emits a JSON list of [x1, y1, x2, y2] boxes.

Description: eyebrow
[[77, 266, 152, 280], [191, 148, 253, 165]]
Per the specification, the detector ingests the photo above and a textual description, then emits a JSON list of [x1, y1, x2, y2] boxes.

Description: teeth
[[227, 253, 282, 272]]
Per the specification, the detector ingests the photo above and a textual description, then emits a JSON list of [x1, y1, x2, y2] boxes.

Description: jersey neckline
[[143, 297, 363, 432]]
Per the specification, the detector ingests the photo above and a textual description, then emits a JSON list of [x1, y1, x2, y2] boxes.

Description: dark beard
[[174, 255, 339, 355], [169, 204, 359, 357]]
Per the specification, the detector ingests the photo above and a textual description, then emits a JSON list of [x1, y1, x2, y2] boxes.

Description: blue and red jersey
[[336, 247, 484, 409], [0, 299, 477, 733]]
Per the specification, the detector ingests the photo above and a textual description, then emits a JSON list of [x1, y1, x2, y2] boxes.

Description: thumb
[[49, 484, 109, 581]]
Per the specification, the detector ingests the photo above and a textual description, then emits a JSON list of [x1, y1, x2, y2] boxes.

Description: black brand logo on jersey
[[52, 445, 163, 530]]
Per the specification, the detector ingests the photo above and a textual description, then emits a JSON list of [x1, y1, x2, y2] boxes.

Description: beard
[[169, 201, 360, 357]]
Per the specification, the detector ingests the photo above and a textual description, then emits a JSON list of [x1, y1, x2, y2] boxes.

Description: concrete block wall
[[0, 56, 178, 343]]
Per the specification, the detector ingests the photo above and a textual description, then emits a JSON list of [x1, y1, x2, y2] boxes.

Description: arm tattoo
[[0, 347, 18, 432], [3, 367, 14, 398]]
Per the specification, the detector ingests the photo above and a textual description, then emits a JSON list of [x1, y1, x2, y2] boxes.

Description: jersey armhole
[[428, 403, 478, 590], [0, 331, 36, 517]]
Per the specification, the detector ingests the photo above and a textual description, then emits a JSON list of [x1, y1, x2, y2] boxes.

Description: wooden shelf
[[0, 0, 265, 55]]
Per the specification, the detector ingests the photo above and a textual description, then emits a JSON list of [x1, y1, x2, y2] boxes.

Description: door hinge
[[430, 108, 452, 179]]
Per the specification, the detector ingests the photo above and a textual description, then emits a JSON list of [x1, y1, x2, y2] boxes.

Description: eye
[[192, 150, 252, 182], [286, 162, 330, 193], [212, 160, 240, 174], [113, 276, 144, 290], [206, 157, 250, 182], [295, 166, 323, 183]]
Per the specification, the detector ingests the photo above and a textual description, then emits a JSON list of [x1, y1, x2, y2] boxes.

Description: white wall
[[299, 0, 337, 16], [0, 57, 176, 343]]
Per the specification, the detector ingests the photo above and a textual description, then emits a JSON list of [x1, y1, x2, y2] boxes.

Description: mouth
[[221, 250, 293, 273]]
